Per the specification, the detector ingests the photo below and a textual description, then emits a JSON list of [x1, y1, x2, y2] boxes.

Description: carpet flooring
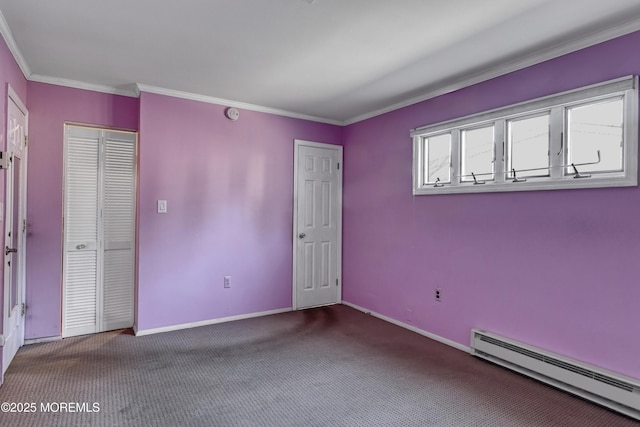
[[0, 305, 637, 426]]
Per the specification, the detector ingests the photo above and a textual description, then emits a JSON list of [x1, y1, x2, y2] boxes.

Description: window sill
[[413, 174, 637, 195]]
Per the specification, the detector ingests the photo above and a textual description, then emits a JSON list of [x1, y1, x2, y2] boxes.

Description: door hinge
[[336, 278, 339, 287], [337, 162, 340, 170], [24, 135, 28, 146], [22, 219, 26, 233], [21, 303, 25, 316], [0, 152, 9, 169]]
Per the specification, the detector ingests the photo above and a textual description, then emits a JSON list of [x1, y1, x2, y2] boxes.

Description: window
[[507, 113, 550, 179], [566, 97, 624, 175], [461, 125, 494, 182], [412, 76, 638, 195], [423, 133, 451, 184]]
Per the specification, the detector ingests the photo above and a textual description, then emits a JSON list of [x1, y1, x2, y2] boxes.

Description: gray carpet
[[0, 305, 637, 426]]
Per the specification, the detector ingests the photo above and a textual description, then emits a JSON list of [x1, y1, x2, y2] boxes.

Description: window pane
[[508, 114, 550, 178], [567, 97, 623, 174], [461, 126, 494, 181], [424, 133, 451, 184]]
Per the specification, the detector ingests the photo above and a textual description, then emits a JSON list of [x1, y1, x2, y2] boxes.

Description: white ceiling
[[1, 0, 640, 124]]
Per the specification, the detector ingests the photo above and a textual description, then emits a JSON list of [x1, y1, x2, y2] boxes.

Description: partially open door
[[3, 86, 28, 376]]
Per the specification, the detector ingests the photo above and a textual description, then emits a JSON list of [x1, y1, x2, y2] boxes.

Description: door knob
[[298, 233, 306, 239], [5, 246, 17, 256]]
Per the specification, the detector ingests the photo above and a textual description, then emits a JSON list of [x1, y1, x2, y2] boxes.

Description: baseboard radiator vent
[[471, 329, 640, 420]]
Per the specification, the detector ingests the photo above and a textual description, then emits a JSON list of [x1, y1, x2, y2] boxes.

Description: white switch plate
[[157, 200, 167, 214]]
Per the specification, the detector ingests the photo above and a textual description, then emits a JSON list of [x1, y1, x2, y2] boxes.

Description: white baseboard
[[24, 336, 62, 345], [134, 307, 293, 337], [22, 304, 467, 350], [341, 301, 471, 353]]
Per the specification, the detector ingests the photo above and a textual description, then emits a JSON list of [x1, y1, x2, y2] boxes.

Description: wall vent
[[471, 329, 640, 420]]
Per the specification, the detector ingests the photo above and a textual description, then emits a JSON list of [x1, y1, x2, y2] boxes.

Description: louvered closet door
[[63, 127, 100, 337], [102, 131, 136, 331], [63, 126, 136, 338]]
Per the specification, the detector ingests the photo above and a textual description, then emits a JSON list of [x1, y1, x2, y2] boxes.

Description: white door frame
[[292, 139, 343, 310], [2, 85, 28, 375]]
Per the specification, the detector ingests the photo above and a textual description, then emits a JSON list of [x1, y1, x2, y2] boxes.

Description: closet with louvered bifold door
[[62, 125, 137, 338]]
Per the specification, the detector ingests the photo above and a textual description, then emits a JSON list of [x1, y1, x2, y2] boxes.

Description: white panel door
[[3, 88, 28, 375], [294, 140, 342, 309], [63, 125, 136, 338]]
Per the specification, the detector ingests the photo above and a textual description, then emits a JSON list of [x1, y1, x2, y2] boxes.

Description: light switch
[[157, 200, 167, 214]]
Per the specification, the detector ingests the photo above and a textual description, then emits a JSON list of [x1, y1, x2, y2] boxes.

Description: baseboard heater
[[470, 329, 640, 420]]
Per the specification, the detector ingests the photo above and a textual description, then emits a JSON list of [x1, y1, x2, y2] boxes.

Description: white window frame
[[460, 123, 496, 183], [412, 76, 638, 195], [422, 132, 453, 185]]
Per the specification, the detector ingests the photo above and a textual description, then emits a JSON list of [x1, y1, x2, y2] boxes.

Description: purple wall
[[25, 82, 139, 339], [136, 92, 342, 331], [342, 30, 640, 379]]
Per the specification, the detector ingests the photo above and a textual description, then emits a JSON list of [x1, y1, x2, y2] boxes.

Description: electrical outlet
[[435, 288, 442, 301], [224, 276, 231, 288]]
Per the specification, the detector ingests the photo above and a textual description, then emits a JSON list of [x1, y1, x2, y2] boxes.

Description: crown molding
[[344, 15, 640, 125], [1, 3, 639, 128], [29, 74, 138, 97], [0, 9, 31, 79], [0, 8, 137, 98], [135, 83, 343, 126]]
